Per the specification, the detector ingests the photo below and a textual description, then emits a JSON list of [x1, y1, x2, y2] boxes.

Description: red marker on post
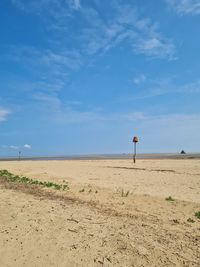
[[132, 136, 138, 163]]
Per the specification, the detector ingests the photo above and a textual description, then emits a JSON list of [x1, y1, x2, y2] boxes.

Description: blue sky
[[1, 0, 200, 156]]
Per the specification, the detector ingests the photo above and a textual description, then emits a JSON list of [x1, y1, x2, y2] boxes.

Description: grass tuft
[[0, 169, 68, 191], [187, 218, 195, 223], [165, 196, 175, 201], [195, 211, 200, 219]]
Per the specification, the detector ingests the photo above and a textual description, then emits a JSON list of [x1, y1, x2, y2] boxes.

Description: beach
[[0, 159, 200, 266]]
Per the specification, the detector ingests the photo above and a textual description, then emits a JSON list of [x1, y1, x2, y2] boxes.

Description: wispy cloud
[[11, 1, 176, 60], [32, 93, 104, 124], [33, 92, 186, 125], [137, 112, 200, 153], [79, 4, 176, 59], [0, 1, 176, 119], [1, 145, 19, 151], [134, 74, 146, 85], [3, 1, 177, 115], [166, 0, 200, 15], [134, 36, 175, 59], [69, 0, 81, 10], [11, 0, 79, 17], [9, 145, 19, 150], [125, 77, 200, 101], [1, 144, 31, 150], [24, 144, 31, 149], [3, 45, 83, 93], [6, 45, 82, 73], [30, 92, 200, 153], [0, 107, 11, 121], [32, 92, 148, 124], [146, 78, 200, 96]]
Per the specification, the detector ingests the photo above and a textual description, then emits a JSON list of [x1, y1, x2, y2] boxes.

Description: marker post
[[132, 136, 138, 163]]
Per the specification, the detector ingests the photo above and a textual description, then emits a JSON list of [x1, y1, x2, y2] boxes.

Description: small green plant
[[0, 170, 68, 191], [121, 189, 130, 197], [187, 218, 195, 223], [165, 196, 175, 201], [195, 211, 200, 219]]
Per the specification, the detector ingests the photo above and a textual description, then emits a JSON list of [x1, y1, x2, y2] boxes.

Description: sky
[[0, 0, 200, 156]]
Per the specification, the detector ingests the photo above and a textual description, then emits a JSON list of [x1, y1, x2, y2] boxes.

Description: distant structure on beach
[[180, 150, 186, 154]]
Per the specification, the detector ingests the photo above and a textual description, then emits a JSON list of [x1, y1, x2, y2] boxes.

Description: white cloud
[[166, 0, 200, 15], [133, 35, 175, 60], [69, 0, 81, 10], [134, 74, 146, 85], [0, 107, 11, 121], [24, 144, 31, 149], [141, 38, 161, 50], [9, 145, 19, 150]]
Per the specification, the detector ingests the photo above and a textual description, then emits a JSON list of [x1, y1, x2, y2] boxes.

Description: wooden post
[[134, 142, 136, 163], [132, 136, 138, 164]]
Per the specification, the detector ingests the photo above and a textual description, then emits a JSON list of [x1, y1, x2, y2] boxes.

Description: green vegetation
[[165, 196, 175, 201], [0, 169, 68, 191], [187, 218, 195, 223], [195, 211, 200, 219]]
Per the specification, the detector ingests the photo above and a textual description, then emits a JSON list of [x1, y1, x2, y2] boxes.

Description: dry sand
[[0, 159, 200, 266]]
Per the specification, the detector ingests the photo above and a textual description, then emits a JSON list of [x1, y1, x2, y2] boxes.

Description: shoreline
[[0, 153, 200, 161]]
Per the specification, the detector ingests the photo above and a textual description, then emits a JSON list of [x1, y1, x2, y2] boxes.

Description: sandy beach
[[0, 159, 200, 266]]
